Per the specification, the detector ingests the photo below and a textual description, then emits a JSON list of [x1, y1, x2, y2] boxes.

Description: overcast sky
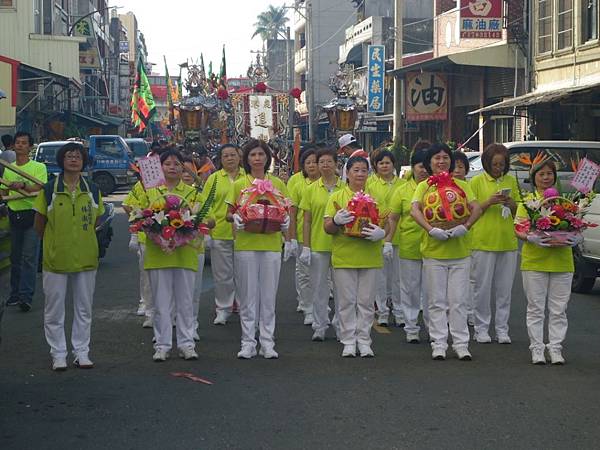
[[116, 0, 291, 77]]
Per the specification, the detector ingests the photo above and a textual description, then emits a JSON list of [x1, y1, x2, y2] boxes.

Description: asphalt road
[[1, 194, 600, 450]]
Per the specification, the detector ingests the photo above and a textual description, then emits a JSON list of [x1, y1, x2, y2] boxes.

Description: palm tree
[[252, 5, 289, 41]]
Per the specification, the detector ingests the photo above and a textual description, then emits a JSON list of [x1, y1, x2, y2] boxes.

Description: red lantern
[[254, 82, 267, 93], [289, 87, 302, 102], [217, 88, 229, 100]]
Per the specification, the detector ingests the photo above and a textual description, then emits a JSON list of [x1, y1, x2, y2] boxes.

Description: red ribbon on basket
[[347, 191, 380, 226], [427, 171, 466, 222]]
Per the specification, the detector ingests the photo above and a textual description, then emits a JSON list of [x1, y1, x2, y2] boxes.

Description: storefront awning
[[388, 43, 523, 77], [468, 79, 600, 114], [97, 114, 125, 126], [72, 111, 108, 126]]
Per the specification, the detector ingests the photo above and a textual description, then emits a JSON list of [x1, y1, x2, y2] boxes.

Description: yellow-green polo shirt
[[299, 176, 344, 252], [516, 192, 574, 273], [325, 184, 384, 269], [201, 168, 244, 241], [290, 176, 316, 244], [227, 174, 289, 252], [469, 172, 520, 252], [287, 171, 304, 193], [412, 178, 475, 260], [33, 176, 104, 273], [2, 159, 48, 211], [390, 177, 423, 260], [123, 180, 147, 244], [367, 174, 405, 245], [137, 181, 202, 271]]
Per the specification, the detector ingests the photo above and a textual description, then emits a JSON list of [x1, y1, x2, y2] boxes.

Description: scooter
[[96, 201, 114, 258]]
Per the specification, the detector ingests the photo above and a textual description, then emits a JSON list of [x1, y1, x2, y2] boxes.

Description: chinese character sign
[[405, 72, 448, 121], [139, 155, 166, 189], [571, 158, 600, 194], [460, 0, 503, 39], [367, 45, 385, 113], [249, 95, 274, 141]]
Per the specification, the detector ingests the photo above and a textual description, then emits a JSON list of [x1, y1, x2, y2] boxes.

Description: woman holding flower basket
[[131, 149, 212, 362], [227, 139, 292, 359], [514, 158, 592, 365]]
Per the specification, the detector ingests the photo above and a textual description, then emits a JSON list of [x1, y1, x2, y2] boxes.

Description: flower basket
[[422, 172, 470, 230], [237, 179, 289, 234], [344, 191, 380, 238], [531, 230, 581, 247]]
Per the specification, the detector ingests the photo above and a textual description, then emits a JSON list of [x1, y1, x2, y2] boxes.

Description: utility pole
[[306, 1, 315, 142], [393, 0, 403, 142], [286, 26, 295, 143]]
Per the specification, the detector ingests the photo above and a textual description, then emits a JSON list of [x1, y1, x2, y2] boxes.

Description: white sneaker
[[142, 317, 153, 328], [193, 331, 200, 341], [496, 334, 512, 344], [406, 333, 420, 344], [394, 316, 405, 327], [152, 350, 169, 362], [342, 344, 356, 358], [213, 311, 229, 325], [432, 348, 446, 360], [473, 332, 492, 343], [237, 346, 257, 359], [52, 357, 67, 371], [136, 302, 145, 316], [296, 304, 303, 313], [377, 315, 389, 327], [303, 312, 313, 326], [312, 329, 325, 342], [259, 347, 279, 359], [179, 347, 199, 360], [455, 348, 472, 361], [358, 344, 374, 358], [73, 354, 94, 369], [548, 349, 565, 365], [531, 349, 546, 365]]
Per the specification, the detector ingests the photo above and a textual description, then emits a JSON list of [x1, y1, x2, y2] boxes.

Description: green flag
[[219, 45, 227, 85], [130, 57, 156, 131]]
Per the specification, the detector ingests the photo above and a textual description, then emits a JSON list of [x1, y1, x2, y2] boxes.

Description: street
[[2, 195, 600, 450]]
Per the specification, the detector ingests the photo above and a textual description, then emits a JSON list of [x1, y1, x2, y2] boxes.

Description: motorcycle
[[96, 201, 114, 258]]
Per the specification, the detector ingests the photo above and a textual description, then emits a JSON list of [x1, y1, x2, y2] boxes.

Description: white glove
[[383, 242, 394, 260], [289, 239, 298, 257], [448, 225, 468, 238], [429, 227, 449, 241], [128, 233, 139, 252], [362, 223, 385, 242], [281, 214, 290, 232], [232, 213, 245, 231], [566, 234, 584, 247], [527, 234, 551, 247], [283, 241, 293, 261], [299, 246, 311, 265], [204, 235, 213, 249], [333, 209, 355, 226]]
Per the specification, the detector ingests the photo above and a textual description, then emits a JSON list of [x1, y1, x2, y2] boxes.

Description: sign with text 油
[[249, 95, 274, 141], [367, 45, 385, 113], [405, 72, 447, 122], [460, 0, 503, 39]]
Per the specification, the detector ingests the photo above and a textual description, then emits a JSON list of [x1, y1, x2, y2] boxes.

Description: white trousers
[[472, 250, 517, 337], [311, 251, 332, 332], [375, 247, 402, 319], [235, 251, 281, 350], [43, 270, 97, 359], [399, 258, 427, 335], [138, 244, 153, 318], [193, 254, 205, 332], [522, 271, 573, 352], [211, 239, 236, 313], [148, 268, 195, 352], [296, 250, 312, 313], [333, 268, 378, 346], [423, 258, 470, 352]]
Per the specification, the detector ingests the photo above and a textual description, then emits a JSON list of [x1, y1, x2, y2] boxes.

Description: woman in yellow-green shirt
[[299, 147, 344, 341], [514, 160, 580, 365], [411, 143, 482, 361], [201, 144, 244, 325], [227, 139, 291, 360], [324, 155, 386, 358], [289, 148, 320, 325]]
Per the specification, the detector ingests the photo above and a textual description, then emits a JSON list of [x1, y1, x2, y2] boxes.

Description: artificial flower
[[167, 210, 181, 220], [170, 218, 184, 229], [165, 195, 181, 210], [181, 210, 193, 222], [536, 216, 552, 230], [543, 187, 560, 198], [153, 211, 166, 224], [549, 216, 561, 226], [161, 226, 176, 239], [525, 198, 542, 210], [142, 209, 153, 218]]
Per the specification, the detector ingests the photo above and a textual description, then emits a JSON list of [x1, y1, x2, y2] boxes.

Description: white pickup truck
[[574, 194, 600, 293]]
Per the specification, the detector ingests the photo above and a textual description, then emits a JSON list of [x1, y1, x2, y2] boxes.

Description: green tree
[[252, 5, 289, 41]]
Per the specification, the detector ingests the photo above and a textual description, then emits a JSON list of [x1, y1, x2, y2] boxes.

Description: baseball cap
[[338, 134, 357, 148]]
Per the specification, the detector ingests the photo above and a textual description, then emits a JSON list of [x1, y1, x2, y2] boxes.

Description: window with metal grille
[[538, 0, 553, 54], [582, 0, 598, 43], [557, 0, 573, 49]]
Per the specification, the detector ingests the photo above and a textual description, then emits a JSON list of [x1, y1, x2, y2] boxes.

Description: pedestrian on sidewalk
[[1, 131, 47, 311], [324, 155, 386, 358], [33, 142, 103, 371], [470, 144, 520, 344], [299, 147, 343, 342]]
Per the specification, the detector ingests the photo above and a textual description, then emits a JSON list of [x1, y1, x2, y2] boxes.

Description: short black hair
[[423, 143, 455, 175], [300, 147, 317, 178], [14, 131, 33, 146], [316, 147, 338, 163], [345, 155, 369, 182], [410, 148, 428, 167], [215, 143, 241, 170], [453, 151, 470, 175], [159, 148, 184, 165], [372, 150, 396, 172], [56, 142, 89, 170], [1, 134, 13, 148], [530, 159, 557, 189], [241, 138, 272, 174]]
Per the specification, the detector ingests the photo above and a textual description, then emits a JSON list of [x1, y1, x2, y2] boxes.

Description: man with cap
[[338, 134, 370, 181]]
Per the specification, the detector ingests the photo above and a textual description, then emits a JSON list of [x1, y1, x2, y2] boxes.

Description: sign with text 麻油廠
[[460, 0, 503, 39]]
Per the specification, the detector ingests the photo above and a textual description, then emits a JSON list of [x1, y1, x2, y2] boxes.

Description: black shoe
[[6, 297, 19, 306], [19, 301, 31, 312]]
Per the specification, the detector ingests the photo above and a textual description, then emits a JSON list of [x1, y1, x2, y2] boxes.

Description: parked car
[[35, 135, 137, 195], [574, 192, 600, 293], [125, 138, 150, 162]]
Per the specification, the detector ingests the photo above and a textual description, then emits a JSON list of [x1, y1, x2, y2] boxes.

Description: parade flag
[[219, 45, 227, 87], [131, 57, 156, 131], [208, 61, 213, 78], [200, 54, 206, 78]]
